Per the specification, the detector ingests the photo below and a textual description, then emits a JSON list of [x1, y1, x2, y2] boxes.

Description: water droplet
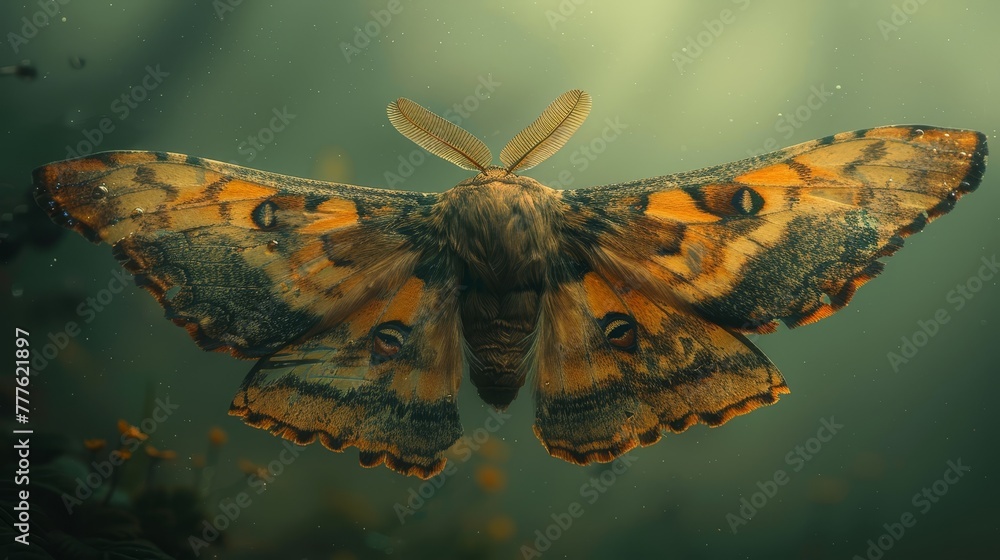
[[92, 185, 108, 199], [267, 239, 279, 252], [915, 129, 924, 136], [131, 207, 144, 217]]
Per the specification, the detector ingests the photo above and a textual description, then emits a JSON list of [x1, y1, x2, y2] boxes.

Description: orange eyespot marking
[[372, 321, 411, 364], [599, 313, 637, 352]]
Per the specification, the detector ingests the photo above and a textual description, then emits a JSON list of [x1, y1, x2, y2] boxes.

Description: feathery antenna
[[499, 90, 591, 173], [387, 98, 493, 172]]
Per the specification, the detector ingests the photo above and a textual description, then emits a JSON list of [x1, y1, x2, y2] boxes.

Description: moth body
[[433, 168, 566, 407]]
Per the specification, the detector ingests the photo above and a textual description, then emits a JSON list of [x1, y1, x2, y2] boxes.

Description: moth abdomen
[[461, 284, 540, 409]]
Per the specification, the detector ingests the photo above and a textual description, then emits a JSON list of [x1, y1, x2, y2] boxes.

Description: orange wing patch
[[300, 197, 359, 234], [735, 162, 803, 186]]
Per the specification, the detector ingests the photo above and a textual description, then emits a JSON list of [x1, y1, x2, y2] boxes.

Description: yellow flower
[[83, 438, 107, 452], [117, 419, 148, 441], [145, 445, 177, 460], [475, 465, 506, 493], [208, 427, 227, 446]]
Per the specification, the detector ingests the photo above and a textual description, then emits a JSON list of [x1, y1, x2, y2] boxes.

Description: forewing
[[33, 151, 437, 357], [562, 126, 987, 333]]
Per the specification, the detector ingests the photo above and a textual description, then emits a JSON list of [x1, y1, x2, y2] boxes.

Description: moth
[[33, 90, 987, 478]]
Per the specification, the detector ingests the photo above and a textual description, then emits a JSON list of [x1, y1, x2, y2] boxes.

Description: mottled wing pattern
[[33, 151, 434, 356], [231, 269, 464, 478], [537, 126, 986, 463], [535, 261, 787, 463], [568, 126, 987, 331], [33, 151, 463, 477]]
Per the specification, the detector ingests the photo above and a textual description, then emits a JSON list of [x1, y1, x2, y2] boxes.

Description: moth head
[[387, 90, 591, 177]]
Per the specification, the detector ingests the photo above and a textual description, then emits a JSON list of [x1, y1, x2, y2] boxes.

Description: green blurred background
[[2, 1, 998, 558]]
